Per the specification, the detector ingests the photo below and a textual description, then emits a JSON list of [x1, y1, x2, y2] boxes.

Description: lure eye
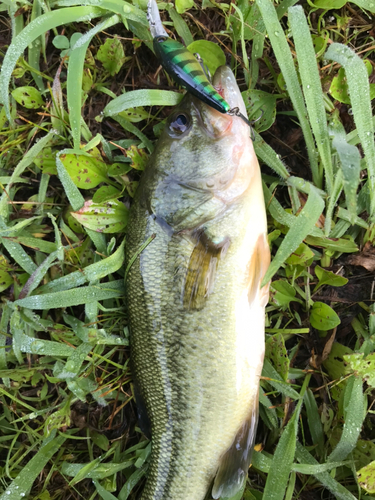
[[156, 36, 167, 43], [169, 113, 191, 135]]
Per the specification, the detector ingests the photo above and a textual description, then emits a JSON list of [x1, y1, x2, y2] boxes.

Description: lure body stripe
[[153, 36, 231, 114]]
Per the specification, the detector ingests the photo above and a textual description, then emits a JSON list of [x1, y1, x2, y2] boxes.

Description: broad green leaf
[[323, 342, 353, 381], [310, 301, 340, 331], [285, 242, 314, 266], [97, 36, 126, 76], [350, 0, 375, 12], [242, 89, 276, 132], [358, 460, 375, 494], [313, 265, 348, 293], [0, 270, 13, 292], [71, 200, 128, 233], [289, 6, 333, 195], [11, 86, 44, 109], [325, 43, 375, 219], [103, 89, 183, 118], [266, 333, 289, 381], [262, 187, 324, 284], [353, 440, 375, 470], [0, 432, 66, 500], [126, 145, 148, 170], [328, 376, 364, 462], [329, 67, 351, 104], [344, 352, 375, 388], [53, 34, 70, 49], [34, 147, 57, 175], [175, 0, 195, 14], [92, 185, 122, 203], [270, 280, 303, 308], [61, 152, 108, 189], [186, 40, 226, 77]]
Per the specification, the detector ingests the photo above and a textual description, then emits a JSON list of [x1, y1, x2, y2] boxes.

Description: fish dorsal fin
[[211, 397, 259, 499], [182, 231, 230, 311]]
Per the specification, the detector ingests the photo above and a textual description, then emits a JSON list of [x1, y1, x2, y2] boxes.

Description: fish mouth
[[212, 66, 247, 118]]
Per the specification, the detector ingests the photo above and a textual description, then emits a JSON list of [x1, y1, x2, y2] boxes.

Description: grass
[[0, 0, 375, 499]]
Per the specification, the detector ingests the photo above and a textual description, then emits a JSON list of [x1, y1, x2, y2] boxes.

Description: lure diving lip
[[147, 0, 256, 137]]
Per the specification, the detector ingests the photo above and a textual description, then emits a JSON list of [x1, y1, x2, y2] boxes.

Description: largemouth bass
[[125, 65, 270, 500]]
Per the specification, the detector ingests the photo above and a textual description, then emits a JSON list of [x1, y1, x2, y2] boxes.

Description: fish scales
[[125, 66, 270, 500]]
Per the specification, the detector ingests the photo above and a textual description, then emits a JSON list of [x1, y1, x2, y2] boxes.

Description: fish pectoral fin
[[247, 233, 270, 306], [211, 402, 259, 500], [182, 231, 230, 311]]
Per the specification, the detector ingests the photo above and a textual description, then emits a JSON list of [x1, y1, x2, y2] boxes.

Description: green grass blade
[[13, 329, 75, 357], [93, 480, 118, 500], [118, 464, 148, 500], [295, 443, 357, 500], [28, 0, 45, 91], [38, 239, 125, 294], [262, 187, 324, 284], [112, 115, 154, 153], [0, 431, 66, 500], [255, 0, 320, 187], [167, 6, 194, 46], [51, 0, 148, 25], [262, 359, 301, 400], [328, 375, 365, 462], [0, 131, 55, 218], [103, 89, 183, 118], [18, 250, 59, 299], [329, 117, 361, 224], [0, 237, 37, 274], [55, 149, 85, 211], [0, 6, 105, 119], [254, 132, 289, 179], [68, 14, 121, 149], [304, 389, 325, 458], [14, 280, 125, 309], [262, 405, 300, 500], [289, 6, 333, 195], [325, 43, 375, 218]]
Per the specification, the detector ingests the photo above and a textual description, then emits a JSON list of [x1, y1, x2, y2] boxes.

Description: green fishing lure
[[153, 35, 231, 114], [147, 0, 256, 136]]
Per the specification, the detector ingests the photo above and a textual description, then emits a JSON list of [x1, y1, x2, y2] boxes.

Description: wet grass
[[0, 0, 375, 499]]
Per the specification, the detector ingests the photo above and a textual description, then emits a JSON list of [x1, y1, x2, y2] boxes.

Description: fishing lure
[[147, 0, 256, 137]]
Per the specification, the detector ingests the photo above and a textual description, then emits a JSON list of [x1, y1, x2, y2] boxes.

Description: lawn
[[0, 0, 375, 499]]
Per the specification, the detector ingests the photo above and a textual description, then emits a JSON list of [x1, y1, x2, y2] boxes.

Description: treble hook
[[227, 107, 265, 141]]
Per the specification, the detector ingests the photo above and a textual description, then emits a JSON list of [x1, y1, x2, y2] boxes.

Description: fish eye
[[169, 113, 191, 135]]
